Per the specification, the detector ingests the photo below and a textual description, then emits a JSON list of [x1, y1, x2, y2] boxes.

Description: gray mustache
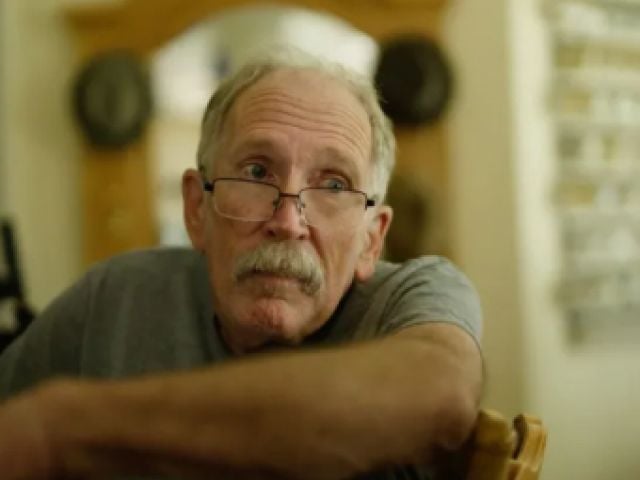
[[233, 242, 323, 295]]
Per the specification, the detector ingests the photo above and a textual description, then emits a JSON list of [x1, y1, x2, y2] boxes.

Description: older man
[[0, 51, 482, 479]]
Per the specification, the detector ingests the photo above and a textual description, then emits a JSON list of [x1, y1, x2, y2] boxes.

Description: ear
[[182, 168, 208, 251], [355, 205, 393, 282]]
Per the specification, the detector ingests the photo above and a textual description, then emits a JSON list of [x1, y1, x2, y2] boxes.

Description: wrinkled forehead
[[220, 68, 373, 164], [238, 67, 369, 114]]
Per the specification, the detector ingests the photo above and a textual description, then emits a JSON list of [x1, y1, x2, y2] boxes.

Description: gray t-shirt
[[0, 247, 482, 478]]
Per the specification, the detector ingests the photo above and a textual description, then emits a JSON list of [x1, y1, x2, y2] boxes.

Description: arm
[[0, 322, 481, 480]]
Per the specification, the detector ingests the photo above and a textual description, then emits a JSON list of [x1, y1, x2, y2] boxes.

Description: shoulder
[[75, 247, 210, 317], [0, 248, 212, 393], [73, 248, 213, 372], [350, 255, 482, 341], [367, 255, 473, 290]]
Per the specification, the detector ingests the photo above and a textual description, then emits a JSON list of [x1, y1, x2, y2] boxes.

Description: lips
[[240, 270, 307, 298], [244, 269, 304, 287]]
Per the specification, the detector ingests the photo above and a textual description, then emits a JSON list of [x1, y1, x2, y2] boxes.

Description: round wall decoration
[[72, 51, 152, 149], [375, 35, 453, 126]]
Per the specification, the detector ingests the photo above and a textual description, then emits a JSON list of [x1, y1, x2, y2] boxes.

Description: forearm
[[7, 324, 481, 479]]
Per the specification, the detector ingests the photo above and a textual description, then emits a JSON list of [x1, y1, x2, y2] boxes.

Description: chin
[[220, 281, 328, 353], [243, 298, 309, 343]]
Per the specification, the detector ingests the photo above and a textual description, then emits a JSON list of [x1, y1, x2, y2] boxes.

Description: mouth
[[240, 270, 307, 297]]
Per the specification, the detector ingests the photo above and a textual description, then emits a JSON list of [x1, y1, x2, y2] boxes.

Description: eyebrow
[[315, 146, 362, 187], [227, 138, 280, 158], [226, 137, 364, 187]]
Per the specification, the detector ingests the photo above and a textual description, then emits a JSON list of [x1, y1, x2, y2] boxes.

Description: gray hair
[[196, 48, 396, 202]]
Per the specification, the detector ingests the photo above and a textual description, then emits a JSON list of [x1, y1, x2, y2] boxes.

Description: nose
[[263, 194, 310, 241]]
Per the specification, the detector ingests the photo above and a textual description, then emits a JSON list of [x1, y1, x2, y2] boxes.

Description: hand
[[0, 385, 57, 479]]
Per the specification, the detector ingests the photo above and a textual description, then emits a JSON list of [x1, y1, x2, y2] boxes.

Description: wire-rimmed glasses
[[203, 178, 376, 228]]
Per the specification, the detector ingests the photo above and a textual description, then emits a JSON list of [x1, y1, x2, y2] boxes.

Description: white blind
[[549, 0, 640, 328]]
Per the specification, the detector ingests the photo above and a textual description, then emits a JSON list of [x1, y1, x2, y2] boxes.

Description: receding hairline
[[204, 65, 372, 139], [203, 65, 372, 163], [220, 67, 372, 158]]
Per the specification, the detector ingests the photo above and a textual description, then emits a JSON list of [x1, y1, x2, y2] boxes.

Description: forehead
[[220, 68, 372, 172]]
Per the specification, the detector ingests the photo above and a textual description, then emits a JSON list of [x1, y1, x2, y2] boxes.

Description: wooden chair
[[464, 409, 548, 480]]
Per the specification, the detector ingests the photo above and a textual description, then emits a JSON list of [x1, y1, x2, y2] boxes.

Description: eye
[[321, 177, 348, 191], [242, 163, 268, 180]]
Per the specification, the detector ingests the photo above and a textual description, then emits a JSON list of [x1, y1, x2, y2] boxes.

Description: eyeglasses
[[203, 178, 376, 227]]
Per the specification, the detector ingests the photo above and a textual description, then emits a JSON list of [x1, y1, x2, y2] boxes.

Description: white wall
[[510, 1, 640, 479], [448, 0, 640, 478], [2, 0, 82, 309], [444, 0, 524, 417]]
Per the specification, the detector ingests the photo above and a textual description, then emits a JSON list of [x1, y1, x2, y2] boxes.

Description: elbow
[[432, 384, 479, 451]]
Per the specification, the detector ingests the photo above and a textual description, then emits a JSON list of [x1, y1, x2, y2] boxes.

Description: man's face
[[183, 68, 392, 353]]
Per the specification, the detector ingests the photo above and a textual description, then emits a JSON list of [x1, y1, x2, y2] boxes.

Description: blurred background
[[1, 0, 640, 478]]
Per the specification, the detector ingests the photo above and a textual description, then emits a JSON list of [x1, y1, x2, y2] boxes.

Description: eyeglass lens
[[211, 180, 365, 227]]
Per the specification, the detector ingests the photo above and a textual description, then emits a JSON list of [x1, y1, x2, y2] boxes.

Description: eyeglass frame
[[202, 177, 376, 224]]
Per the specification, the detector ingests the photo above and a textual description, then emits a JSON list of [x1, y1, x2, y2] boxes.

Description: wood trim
[[394, 122, 450, 257], [66, 0, 446, 57], [81, 139, 157, 264]]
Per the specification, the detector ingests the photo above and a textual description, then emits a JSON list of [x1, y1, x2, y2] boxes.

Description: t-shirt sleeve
[[0, 274, 92, 399], [380, 257, 483, 343]]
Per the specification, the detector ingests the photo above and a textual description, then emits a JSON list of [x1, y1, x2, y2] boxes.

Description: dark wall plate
[[72, 51, 152, 149], [375, 35, 454, 126]]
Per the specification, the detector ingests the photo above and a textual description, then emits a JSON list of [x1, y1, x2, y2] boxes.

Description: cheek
[[205, 216, 268, 288], [205, 219, 241, 276], [335, 225, 366, 256], [319, 229, 364, 280], [206, 216, 262, 253]]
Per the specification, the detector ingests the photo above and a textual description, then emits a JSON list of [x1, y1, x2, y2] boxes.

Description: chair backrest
[[508, 414, 547, 480], [465, 409, 548, 480], [0, 220, 35, 354]]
